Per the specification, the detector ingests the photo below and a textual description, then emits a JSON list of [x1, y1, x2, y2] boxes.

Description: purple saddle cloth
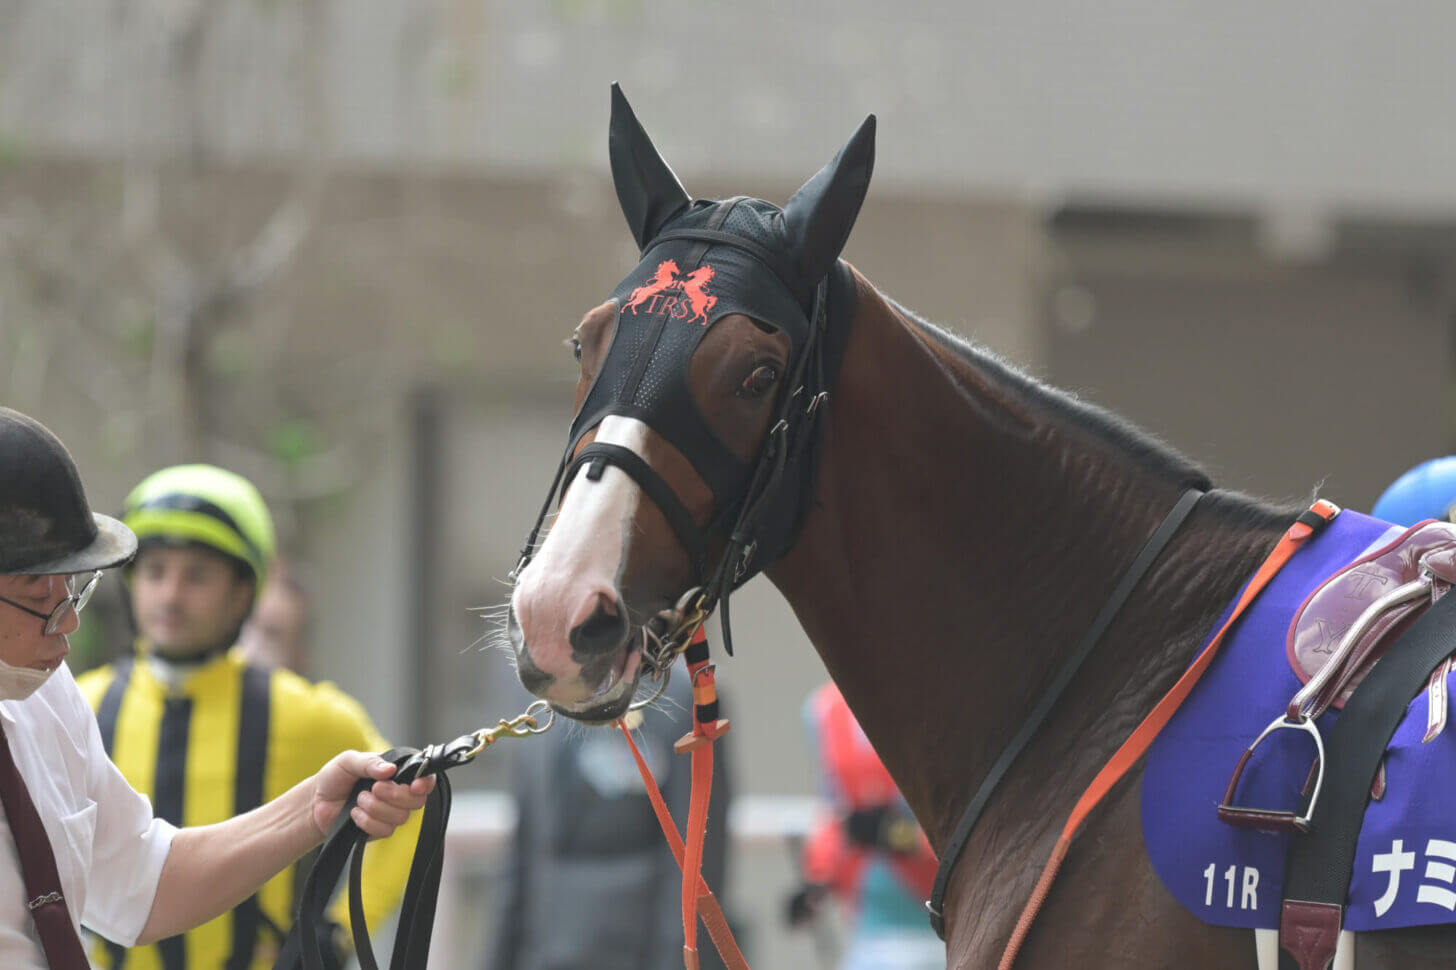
[[1141, 508, 1456, 931]]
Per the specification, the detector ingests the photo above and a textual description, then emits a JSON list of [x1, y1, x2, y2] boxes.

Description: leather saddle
[[1220, 519, 1456, 831], [1288, 520, 1456, 715]]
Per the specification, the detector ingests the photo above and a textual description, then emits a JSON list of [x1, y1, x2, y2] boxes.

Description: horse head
[[507, 84, 874, 722]]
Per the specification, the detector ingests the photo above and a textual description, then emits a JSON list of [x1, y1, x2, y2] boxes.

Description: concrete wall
[[4, 1, 1454, 213], [1044, 215, 1456, 507]]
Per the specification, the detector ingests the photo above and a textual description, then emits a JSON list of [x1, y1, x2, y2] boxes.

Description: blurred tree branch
[[0, 0, 354, 556]]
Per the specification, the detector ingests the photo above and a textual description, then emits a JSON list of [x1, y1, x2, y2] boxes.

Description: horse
[[505, 86, 1456, 969]]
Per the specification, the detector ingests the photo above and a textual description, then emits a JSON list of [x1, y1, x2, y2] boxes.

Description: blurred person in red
[[785, 683, 943, 970]]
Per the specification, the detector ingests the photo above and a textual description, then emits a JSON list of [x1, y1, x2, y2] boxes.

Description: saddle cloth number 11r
[[1142, 509, 1456, 932]]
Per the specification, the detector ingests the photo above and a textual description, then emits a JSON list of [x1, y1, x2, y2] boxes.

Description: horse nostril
[[569, 595, 629, 657], [516, 649, 556, 696]]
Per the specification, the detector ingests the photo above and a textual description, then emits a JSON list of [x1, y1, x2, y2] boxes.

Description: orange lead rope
[[618, 626, 743, 970], [997, 499, 1341, 970]]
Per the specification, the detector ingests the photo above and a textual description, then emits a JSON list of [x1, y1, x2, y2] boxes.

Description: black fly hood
[[515, 84, 875, 656]]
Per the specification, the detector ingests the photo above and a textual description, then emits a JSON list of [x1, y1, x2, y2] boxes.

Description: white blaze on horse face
[[511, 416, 645, 702]]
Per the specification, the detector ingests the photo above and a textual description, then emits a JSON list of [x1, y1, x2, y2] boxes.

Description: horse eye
[[738, 364, 780, 399], [567, 336, 583, 362]]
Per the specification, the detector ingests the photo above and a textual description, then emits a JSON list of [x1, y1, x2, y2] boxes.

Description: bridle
[[511, 229, 847, 684], [501, 237, 845, 970]]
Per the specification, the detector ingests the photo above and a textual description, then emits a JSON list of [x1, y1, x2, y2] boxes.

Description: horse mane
[[882, 296, 1302, 534]]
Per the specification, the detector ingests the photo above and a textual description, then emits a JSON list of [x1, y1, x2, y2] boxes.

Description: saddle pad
[[1142, 508, 1456, 931]]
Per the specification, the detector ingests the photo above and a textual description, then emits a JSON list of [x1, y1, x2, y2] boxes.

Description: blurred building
[[2, 3, 1455, 965]]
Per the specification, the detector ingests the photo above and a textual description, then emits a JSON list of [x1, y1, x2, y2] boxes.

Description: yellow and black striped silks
[[77, 649, 422, 970]]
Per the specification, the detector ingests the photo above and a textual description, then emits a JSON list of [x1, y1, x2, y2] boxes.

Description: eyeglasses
[[0, 571, 103, 635]]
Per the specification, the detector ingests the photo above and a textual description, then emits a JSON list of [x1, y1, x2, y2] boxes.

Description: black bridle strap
[[925, 487, 1205, 939], [565, 441, 711, 578], [699, 279, 830, 656], [510, 264, 833, 666], [512, 451, 570, 577]]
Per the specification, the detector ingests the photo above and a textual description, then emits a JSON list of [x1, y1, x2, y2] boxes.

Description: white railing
[[429, 791, 820, 966]]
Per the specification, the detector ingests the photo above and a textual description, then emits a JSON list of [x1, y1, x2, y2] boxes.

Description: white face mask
[[0, 655, 56, 702]]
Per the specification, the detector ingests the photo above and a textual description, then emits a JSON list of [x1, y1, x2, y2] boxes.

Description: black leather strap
[[1278, 588, 1456, 970], [566, 442, 709, 577], [926, 488, 1205, 939], [273, 733, 492, 970], [274, 746, 437, 970]]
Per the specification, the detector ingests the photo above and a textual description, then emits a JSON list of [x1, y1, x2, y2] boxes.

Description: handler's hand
[[310, 751, 435, 839]]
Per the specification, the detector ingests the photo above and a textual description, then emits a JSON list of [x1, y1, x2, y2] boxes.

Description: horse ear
[[782, 115, 876, 292], [609, 83, 691, 251]]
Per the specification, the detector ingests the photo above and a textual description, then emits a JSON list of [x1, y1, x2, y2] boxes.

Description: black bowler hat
[[0, 407, 137, 574]]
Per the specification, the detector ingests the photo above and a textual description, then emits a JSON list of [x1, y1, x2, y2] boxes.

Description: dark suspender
[[96, 659, 134, 969], [96, 657, 132, 758], [227, 665, 274, 970], [154, 691, 193, 970]]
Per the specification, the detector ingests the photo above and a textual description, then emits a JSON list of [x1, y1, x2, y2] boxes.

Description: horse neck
[[768, 270, 1292, 846]]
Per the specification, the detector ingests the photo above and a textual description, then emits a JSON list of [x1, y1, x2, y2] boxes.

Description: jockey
[[75, 464, 420, 970], [786, 683, 943, 970], [1372, 456, 1456, 526]]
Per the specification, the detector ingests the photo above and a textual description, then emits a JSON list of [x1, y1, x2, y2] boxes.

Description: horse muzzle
[[506, 588, 646, 719]]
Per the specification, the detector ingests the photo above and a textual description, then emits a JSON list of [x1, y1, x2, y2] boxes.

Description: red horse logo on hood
[[622, 260, 718, 326]]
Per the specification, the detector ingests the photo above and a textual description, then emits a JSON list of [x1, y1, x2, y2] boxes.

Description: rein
[[511, 252, 844, 663], [618, 626, 746, 970], [499, 237, 852, 970], [925, 487, 1207, 939], [932, 498, 1340, 969], [272, 704, 554, 970]]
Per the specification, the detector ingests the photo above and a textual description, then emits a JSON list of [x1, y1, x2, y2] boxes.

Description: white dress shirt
[[0, 663, 176, 969]]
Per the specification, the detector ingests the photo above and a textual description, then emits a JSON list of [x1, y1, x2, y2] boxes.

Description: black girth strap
[[1277, 587, 1456, 970], [926, 487, 1205, 939]]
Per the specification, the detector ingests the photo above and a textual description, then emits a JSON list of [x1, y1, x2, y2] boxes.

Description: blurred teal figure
[[1373, 457, 1456, 526]]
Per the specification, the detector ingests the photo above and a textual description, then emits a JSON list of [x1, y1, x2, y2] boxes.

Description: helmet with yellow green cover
[[122, 464, 276, 600]]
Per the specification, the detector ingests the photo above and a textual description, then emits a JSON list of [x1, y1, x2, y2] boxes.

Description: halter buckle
[[508, 552, 530, 582], [734, 540, 758, 581]]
